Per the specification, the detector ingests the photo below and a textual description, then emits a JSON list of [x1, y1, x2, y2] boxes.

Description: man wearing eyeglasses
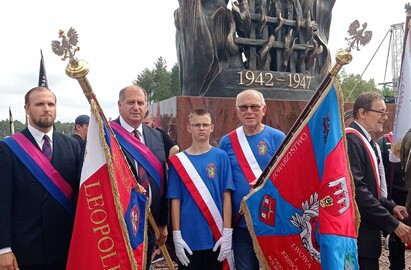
[[219, 89, 285, 270], [346, 91, 411, 270]]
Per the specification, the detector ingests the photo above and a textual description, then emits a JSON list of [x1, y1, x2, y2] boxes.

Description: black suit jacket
[[377, 133, 406, 202], [0, 128, 82, 266], [71, 133, 86, 159], [113, 119, 169, 227], [347, 122, 398, 258], [400, 128, 411, 222]]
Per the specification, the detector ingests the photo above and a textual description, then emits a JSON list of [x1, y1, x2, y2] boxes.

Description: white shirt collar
[[119, 116, 144, 142], [354, 121, 372, 141], [28, 123, 53, 146]]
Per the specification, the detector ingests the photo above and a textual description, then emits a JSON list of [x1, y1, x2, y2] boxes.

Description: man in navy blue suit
[[112, 84, 168, 270], [0, 86, 82, 270]]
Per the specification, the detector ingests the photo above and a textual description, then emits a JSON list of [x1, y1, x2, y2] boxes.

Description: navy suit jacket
[[347, 122, 398, 258], [0, 128, 82, 266], [113, 118, 169, 227]]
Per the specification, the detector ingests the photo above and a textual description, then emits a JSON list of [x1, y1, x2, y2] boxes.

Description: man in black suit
[[377, 131, 407, 270], [346, 91, 411, 269], [113, 85, 168, 270], [401, 128, 411, 220], [0, 86, 82, 270]]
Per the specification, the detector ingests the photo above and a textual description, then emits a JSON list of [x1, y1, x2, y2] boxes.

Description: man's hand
[[393, 205, 408, 221], [213, 228, 233, 261], [173, 230, 192, 266], [135, 183, 146, 194], [249, 178, 258, 188], [156, 225, 168, 247], [393, 221, 411, 244], [0, 252, 19, 270]]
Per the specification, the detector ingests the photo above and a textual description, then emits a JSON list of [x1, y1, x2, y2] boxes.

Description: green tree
[[0, 119, 25, 138], [170, 63, 181, 97], [133, 57, 181, 103], [337, 70, 382, 102], [0, 119, 75, 138], [136, 68, 155, 103], [54, 121, 74, 135]]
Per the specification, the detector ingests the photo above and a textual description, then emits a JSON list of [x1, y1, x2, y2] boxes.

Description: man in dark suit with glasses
[[346, 91, 411, 270]]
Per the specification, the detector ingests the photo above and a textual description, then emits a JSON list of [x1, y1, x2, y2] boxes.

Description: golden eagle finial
[[345, 20, 373, 51], [51, 27, 80, 61]]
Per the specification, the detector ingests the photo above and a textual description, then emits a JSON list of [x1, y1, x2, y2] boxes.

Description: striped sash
[[169, 152, 234, 270], [111, 121, 164, 195], [346, 127, 380, 199], [3, 133, 75, 215], [228, 127, 262, 186]]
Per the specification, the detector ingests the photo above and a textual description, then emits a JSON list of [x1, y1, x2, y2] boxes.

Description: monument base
[[149, 96, 395, 150]]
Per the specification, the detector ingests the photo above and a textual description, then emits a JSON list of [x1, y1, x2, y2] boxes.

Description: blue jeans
[[233, 227, 260, 270]]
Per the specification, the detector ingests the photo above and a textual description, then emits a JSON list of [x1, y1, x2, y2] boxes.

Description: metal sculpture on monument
[[175, 0, 337, 99]]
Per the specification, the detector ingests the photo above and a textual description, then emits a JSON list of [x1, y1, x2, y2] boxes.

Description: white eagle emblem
[[290, 193, 320, 263]]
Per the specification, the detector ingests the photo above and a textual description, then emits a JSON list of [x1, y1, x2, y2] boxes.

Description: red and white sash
[[346, 127, 381, 199], [228, 127, 262, 185], [169, 152, 234, 270]]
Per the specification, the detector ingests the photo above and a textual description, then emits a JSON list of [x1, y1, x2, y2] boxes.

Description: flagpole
[[38, 49, 49, 88], [254, 49, 352, 188], [58, 38, 145, 195], [35, 49, 49, 128], [50, 27, 145, 194], [9, 107, 14, 136], [51, 28, 175, 270], [148, 212, 176, 269]]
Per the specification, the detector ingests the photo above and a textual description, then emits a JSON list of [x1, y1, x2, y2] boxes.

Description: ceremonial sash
[[346, 127, 381, 199], [387, 132, 393, 143], [228, 127, 262, 185], [169, 152, 234, 270], [110, 121, 164, 195], [3, 133, 75, 215]]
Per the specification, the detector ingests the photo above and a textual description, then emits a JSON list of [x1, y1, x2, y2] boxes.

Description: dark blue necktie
[[42, 135, 52, 161]]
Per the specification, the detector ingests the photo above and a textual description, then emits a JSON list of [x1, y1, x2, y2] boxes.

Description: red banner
[[67, 103, 147, 270]]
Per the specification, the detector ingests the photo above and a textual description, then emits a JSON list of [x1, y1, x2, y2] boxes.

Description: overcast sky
[[0, 0, 408, 123]]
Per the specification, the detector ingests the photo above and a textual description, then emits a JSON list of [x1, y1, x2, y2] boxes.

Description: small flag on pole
[[38, 49, 48, 87], [9, 107, 14, 136]]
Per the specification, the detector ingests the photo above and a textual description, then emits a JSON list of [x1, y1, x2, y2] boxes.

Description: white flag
[[392, 22, 411, 145]]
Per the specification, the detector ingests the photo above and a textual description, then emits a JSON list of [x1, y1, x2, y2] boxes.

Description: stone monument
[[174, 0, 336, 99], [150, 0, 393, 149]]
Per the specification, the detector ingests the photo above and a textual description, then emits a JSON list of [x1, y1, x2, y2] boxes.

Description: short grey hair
[[235, 89, 266, 106], [118, 84, 148, 102]]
